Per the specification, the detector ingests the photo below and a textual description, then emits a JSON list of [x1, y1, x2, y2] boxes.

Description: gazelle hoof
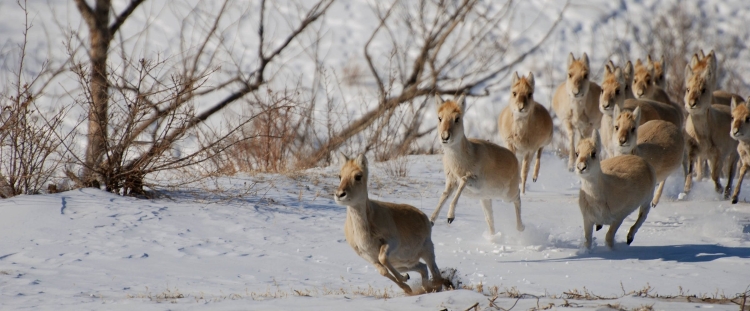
[[517, 224, 525, 232], [732, 197, 738, 204], [447, 218, 454, 224]]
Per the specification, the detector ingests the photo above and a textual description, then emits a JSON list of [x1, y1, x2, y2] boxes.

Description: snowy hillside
[[2, 0, 750, 310]]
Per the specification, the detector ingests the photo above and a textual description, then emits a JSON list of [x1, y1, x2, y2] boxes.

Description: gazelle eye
[[354, 174, 362, 181], [568, 73, 573, 78], [438, 117, 442, 122], [631, 127, 635, 133], [512, 92, 517, 97], [646, 78, 651, 84], [701, 88, 706, 94], [745, 117, 749, 123], [575, 152, 579, 157], [615, 89, 620, 95], [615, 125, 619, 131], [686, 87, 690, 92], [455, 117, 460, 123], [591, 152, 596, 158], [338, 175, 341, 180], [584, 74, 588, 79]]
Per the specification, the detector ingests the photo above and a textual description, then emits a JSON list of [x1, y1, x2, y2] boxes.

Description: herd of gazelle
[[333, 50, 749, 294]]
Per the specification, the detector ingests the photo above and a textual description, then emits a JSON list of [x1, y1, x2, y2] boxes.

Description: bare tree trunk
[[75, 0, 145, 187]]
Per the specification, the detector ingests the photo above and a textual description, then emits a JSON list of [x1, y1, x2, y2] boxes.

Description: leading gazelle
[[575, 130, 656, 249], [334, 153, 448, 294], [431, 95, 525, 235]]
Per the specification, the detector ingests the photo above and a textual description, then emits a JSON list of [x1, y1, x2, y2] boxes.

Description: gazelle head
[[436, 94, 466, 146], [334, 153, 369, 205], [575, 130, 602, 176], [649, 54, 666, 89], [509, 72, 535, 117], [730, 96, 750, 141], [599, 65, 626, 115], [565, 52, 591, 99], [632, 58, 654, 99], [613, 105, 641, 155], [684, 51, 717, 114]]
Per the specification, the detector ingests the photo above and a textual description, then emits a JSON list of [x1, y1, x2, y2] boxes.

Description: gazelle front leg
[[566, 119, 576, 171], [532, 147, 543, 182], [520, 152, 531, 194], [378, 243, 412, 293], [732, 164, 748, 204], [446, 175, 469, 224], [430, 179, 456, 224]]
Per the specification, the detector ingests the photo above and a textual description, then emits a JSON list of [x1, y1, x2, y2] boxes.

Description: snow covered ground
[[2, 154, 750, 310]]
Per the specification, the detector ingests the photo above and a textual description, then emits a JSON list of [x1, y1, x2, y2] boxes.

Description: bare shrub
[[208, 88, 304, 174], [0, 0, 69, 197]]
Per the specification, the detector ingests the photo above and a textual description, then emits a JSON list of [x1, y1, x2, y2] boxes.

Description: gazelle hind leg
[[480, 199, 495, 235], [605, 218, 624, 249], [627, 201, 652, 246], [651, 180, 666, 207], [513, 193, 524, 232]]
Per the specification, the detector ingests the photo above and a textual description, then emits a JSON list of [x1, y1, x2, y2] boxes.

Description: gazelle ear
[[647, 60, 655, 73], [624, 61, 633, 78], [604, 63, 613, 74], [527, 72, 535, 90], [689, 54, 699, 69], [707, 50, 717, 72], [731, 96, 739, 111], [635, 58, 643, 67], [659, 54, 665, 66], [613, 102, 622, 119], [338, 152, 349, 165], [457, 94, 466, 112], [614, 67, 623, 82], [568, 52, 575, 68], [512, 71, 520, 85], [581, 53, 590, 68], [647, 54, 653, 64], [355, 153, 368, 170], [699, 49, 706, 59], [633, 106, 642, 125], [746, 96, 750, 108], [436, 94, 445, 106], [592, 129, 601, 152]]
